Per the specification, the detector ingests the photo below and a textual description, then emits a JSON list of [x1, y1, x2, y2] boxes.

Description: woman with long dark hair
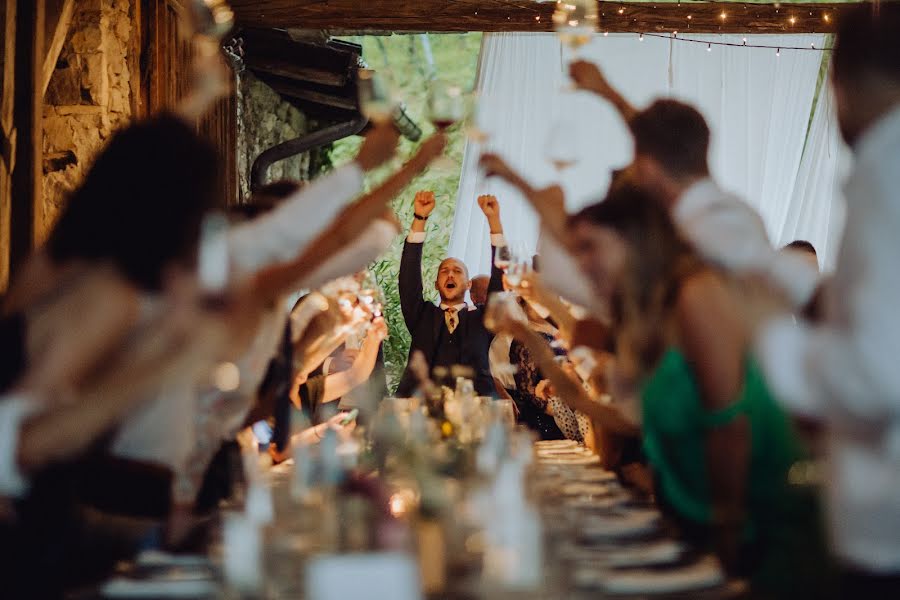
[[565, 184, 831, 598]]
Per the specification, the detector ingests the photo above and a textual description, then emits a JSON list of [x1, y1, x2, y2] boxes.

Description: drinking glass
[[358, 69, 398, 126], [545, 119, 581, 173], [553, 0, 598, 89], [494, 245, 512, 272], [427, 79, 466, 172]]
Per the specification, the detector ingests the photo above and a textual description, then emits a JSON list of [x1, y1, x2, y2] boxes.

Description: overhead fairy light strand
[[640, 32, 833, 52]]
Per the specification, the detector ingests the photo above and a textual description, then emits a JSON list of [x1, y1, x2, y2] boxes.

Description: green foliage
[[330, 33, 482, 391]]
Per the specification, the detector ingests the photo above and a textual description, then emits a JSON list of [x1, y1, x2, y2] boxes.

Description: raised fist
[[414, 190, 436, 218], [477, 194, 500, 219]]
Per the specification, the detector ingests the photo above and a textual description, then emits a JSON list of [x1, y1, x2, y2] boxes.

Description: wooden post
[[0, 0, 17, 292], [9, 0, 44, 281]]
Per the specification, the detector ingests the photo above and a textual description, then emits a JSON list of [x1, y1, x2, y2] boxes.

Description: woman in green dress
[[566, 184, 831, 599]]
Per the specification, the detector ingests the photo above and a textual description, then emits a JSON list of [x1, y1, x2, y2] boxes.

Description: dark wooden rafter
[[229, 1, 858, 33], [41, 0, 75, 97]]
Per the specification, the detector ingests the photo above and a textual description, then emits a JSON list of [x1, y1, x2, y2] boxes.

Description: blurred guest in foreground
[[751, 4, 900, 597], [566, 184, 830, 598]]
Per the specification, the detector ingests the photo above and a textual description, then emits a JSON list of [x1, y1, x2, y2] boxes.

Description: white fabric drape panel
[[666, 35, 826, 243], [449, 33, 840, 276], [447, 34, 564, 278], [782, 87, 850, 269]]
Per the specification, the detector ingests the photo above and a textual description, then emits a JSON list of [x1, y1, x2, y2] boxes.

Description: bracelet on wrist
[[414, 213, 429, 221]]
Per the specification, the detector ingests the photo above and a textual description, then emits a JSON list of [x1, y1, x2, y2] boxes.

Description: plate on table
[[102, 576, 218, 598], [565, 493, 631, 512], [539, 454, 601, 466], [536, 446, 593, 457], [575, 555, 725, 595], [577, 469, 618, 484], [560, 482, 614, 497], [579, 509, 661, 541], [534, 440, 579, 449]]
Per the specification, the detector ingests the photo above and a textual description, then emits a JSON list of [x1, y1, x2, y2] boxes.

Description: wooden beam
[[230, 1, 858, 34], [260, 77, 358, 111], [245, 58, 349, 87], [10, 0, 44, 279], [41, 0, 74, 98], [0, 0, 15, 292]]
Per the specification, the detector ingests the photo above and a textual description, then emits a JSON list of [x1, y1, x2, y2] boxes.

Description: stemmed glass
[[553, 0, 599, 89], [545, 118, 582, 173], [358, 68, 399, 126], [427, 79, 466, 172]]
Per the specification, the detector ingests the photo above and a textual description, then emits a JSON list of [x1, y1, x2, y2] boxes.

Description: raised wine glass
[[494, 245, 512, 272], [358, 69, 398, 126], [553, 0, 598, 89], [546, 119, 581, 173], [427, 79, 466, 172]]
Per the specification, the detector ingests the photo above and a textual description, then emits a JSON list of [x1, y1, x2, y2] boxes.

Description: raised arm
[[479, 154, 569, 245], [250, 134, 446, 302], [399, 191, 436, 328], [476, 195, 507, 295], [504, 319, 639, 437], [321, 318, 388, 403], [569, 60, 638, 123]]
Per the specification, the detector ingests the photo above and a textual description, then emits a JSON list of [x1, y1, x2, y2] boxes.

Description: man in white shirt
[[569, 63, 819, 311], [754, 5, 900, 595]]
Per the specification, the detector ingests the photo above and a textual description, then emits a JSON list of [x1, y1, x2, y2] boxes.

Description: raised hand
[[477, 194, 501, 219], [479, 153, 518, 182], [356, 124, 400, 172], [569, 60, 613, 98], [369, 316, 389, 342], [413, 190, 437, 218]]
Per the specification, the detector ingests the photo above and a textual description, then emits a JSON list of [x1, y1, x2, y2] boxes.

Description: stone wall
[[236, 71, 311, 201], [41, 0, 134, 241]]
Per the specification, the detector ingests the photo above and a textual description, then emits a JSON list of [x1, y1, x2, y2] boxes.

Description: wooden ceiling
[[229, 1, 860, 34]]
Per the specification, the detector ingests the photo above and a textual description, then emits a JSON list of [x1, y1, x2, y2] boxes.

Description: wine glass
[[427, 79, 466, 172], [494, 245, 512, 272], [427, 79, 466, 131], [465, 92, 492, 145], [358, 69, 398, 126], [554, 0, 598, 89], [545, 119, 581, 173]]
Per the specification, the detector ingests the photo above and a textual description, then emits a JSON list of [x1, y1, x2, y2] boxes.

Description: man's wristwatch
[[414, 213, 429, 221]]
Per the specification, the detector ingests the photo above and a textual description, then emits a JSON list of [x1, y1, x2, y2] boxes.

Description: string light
[[777, 47, 781, 57], [687, 14, 692, 20], [707, 42, 712, 52], [639, 33, 644, 41], [789, 15, 797, 25], [824, 12, 831, 23], [618, 7, 625, 14], [638, 33, 833, 53], [720, 11, 727, 20], [603, 30, 609, 36]]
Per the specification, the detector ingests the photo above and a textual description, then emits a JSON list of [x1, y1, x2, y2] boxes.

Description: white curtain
[[447, 34, 564, 277], [449, 33, 844, 275], [781, 87, 850, 269]]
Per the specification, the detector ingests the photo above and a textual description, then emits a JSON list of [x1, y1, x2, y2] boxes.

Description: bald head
[[435, 257, 470, 304]]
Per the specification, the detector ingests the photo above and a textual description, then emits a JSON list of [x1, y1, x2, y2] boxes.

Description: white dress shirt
[[756, 105, 900, 573], [0, 395, 40, 498], [674, 179, 819, 308], [227, 162, 365, 277]]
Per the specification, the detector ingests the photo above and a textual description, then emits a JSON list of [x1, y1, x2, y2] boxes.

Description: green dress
[[641, 348, 831, 598]]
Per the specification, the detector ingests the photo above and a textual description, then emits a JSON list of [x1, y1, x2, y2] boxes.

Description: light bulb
[[639, 33, 644, 41], [776, 47, 781, 57], [707, 43, 712, 52], [742, 37, 748, 45], [720, 11, 726, 19], [603, 30, 609, 36]]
